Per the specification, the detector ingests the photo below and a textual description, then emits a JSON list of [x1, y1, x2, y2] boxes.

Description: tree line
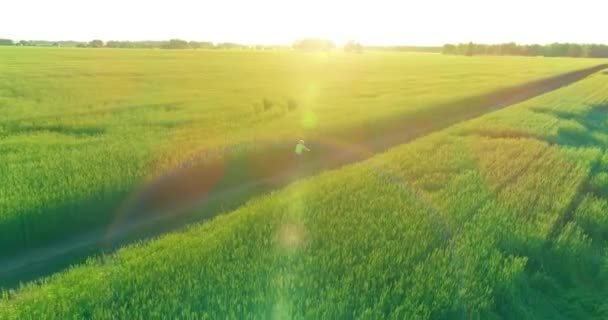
[[443, 42, 608, 58], [1, 38, 289, 50], [1, 37, 442, 54], [4, 37, 356, 52]]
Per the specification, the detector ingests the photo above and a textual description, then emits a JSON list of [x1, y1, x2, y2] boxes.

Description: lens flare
[[301, 111, 318, 129]]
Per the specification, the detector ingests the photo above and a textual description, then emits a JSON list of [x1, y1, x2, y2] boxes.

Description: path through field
[[1, 64, 606, 289]]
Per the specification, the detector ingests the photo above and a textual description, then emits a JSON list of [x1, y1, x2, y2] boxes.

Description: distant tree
[[483, 44, 499, 55], [545, 43, 567, 57], [105, 40, 121, 48], [188, 41, 201, 49], [187, 41, 214, 49], [442, 44, 457, 55], [526, 44, 544, 56], [442, 42, 608, 58], [216, 42, 245, 49], [579, 45, 590, 58], [465, 42, 474, 56], [587, 44, 608, 58], [344, 40, 363, 53], [474, 43, 488, 55], [56, 41, 85, 48], [567, 44, 584, 57], [30, 40, 53, 46], [199, 42, 215, 49], [134, 41, 166, 49], [88, 39, 104, 48], [499, 42, 518, 55], [162, 39, 189, 49], [0, 39, 13, 46]]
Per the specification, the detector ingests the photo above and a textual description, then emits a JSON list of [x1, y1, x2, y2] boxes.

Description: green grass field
[[0, 47, 604, 258], [2, 59, 608, 319]]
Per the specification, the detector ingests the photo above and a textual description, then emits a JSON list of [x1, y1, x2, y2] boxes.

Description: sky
[[2, 0, 607, 46]]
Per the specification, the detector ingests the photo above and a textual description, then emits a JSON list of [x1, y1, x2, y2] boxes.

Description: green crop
[[2, 61, 608, 318], [1, 47, 601, 256]]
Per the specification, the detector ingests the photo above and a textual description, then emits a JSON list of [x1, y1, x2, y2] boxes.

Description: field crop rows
[[1, 48, 602, 259], [2, 63, 608, 318]]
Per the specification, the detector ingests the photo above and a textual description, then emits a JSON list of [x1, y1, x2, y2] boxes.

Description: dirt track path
[[2, 64, 606, 288]]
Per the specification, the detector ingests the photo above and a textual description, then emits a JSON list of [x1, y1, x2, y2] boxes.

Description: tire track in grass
[[1, 64, 607, 289]]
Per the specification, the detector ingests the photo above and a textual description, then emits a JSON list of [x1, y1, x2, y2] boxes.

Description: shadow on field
[[494, 227, 608, 319], [537, 103, 608, 238], [457, 101, 608, 243], [449, 101, 608, 318], [458, 102, 608, 150], [489, 103, 608, 318], [530, 104, 608, 148], [1, 64, 607, 289]]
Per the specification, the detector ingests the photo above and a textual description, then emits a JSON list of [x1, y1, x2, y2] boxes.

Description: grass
[[0, 47, 604, 258], [2, 63, 608, 319]]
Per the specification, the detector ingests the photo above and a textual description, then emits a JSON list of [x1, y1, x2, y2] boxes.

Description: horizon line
[[3, 38, 608, 47]]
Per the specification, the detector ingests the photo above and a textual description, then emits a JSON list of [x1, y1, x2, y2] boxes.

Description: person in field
[[295, 140, 311, 167]]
